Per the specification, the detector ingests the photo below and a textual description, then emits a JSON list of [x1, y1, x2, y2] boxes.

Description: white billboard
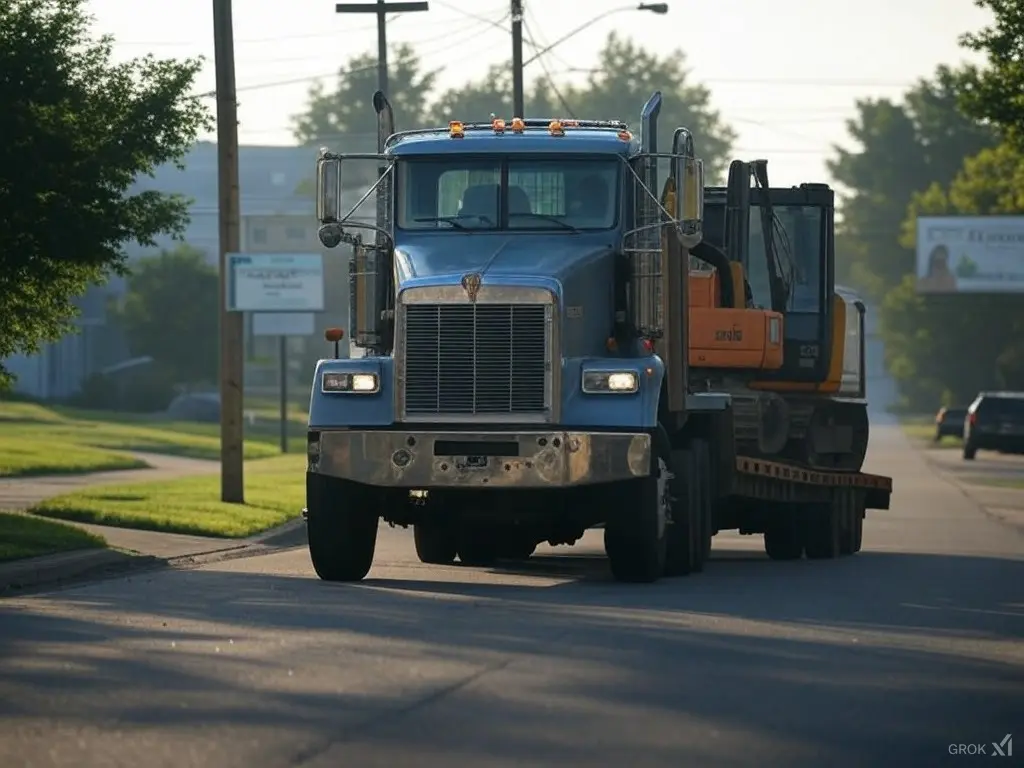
[[916, 216, 1024, 294], [226, 253, 325, 312]]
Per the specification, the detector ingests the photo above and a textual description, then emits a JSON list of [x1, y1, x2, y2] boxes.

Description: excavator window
[[746, 218, 775, 310]]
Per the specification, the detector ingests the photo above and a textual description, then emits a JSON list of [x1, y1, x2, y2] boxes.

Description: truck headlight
[[582, 370, 639, 394], [321, 372, 379, 393]]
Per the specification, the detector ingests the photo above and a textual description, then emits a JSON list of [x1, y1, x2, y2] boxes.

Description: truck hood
[[393, 232, 616, 297], [393, 232, 618, 357]]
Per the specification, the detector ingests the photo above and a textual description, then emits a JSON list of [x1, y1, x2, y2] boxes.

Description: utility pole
[[336, 0, 430, 95], [511, 0, 524, 117], [212, 0, 245, 503]]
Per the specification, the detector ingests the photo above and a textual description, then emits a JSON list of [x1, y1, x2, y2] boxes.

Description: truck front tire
[[604, 452, 669, 583], [306, 473, 379, 582]]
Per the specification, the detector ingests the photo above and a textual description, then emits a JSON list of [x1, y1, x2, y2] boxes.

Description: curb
[[0, 549, 163, 596], [0, 516, 308, 597]]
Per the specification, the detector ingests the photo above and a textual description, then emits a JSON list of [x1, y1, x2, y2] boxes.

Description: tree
[[430, 66, 557, 123], [570, 33, 735, 181], [881, 142, 1024, 408], [111, 245, 219, 387], [827, 66, 997, 298], [0, 0, 209, 388], [292, 33, 736, 185], [958, 0, 1024, 150], [293, 44, 437, 149]]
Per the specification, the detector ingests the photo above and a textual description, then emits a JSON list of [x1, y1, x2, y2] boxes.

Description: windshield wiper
[[508, 212, 580, 232], [413, 214, 495, 229]]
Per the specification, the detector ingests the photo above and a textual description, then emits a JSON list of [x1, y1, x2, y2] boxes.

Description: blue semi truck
[[303, 91, 892, 584]]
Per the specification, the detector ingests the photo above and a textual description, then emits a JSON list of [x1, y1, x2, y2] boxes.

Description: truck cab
[[307, 91, 713, 584]]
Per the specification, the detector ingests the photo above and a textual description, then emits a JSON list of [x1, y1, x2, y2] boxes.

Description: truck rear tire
[[803, 502, 840, 560], [664, 448, 699, 577], [458, 526, 499, 567], [692, 439, 714, 565], [605, 451, 669, 583], [498, 532, 537, 560], [306, 473, 379, 582], [414, 522, 458, 565]]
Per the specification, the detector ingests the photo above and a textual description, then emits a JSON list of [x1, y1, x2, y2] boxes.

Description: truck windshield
[[749, 204, 824, 313], [397, 157, 619, 231]]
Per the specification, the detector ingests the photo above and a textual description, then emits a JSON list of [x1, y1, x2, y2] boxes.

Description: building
[[4, 142, 334, 400]]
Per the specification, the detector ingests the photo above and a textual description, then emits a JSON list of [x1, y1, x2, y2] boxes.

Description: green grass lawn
[[0, 512, 106, 563], [0, 401, 309, 477], [962, 475, 1024, 490], [900, 415, 963, 448], [29, 454, 308, 538]]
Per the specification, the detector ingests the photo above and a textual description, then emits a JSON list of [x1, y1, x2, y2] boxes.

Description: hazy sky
[[88, 0, 990, 188]]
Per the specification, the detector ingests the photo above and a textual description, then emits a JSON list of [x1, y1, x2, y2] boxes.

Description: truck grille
[[402, 303, 548, 416]]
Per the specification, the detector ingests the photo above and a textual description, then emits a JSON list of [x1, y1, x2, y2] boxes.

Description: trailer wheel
[[605, 451, 669, 583], [414, 521, 458, 565], [664, 448, 698, 577], [837, 493, 854, 556], [804, 502, 840, 559], [306, 473, 379, 582], [852, 502, 864, 554], [763, 522, 803, 560]]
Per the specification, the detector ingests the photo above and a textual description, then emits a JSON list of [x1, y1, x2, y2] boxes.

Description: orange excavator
[[667, 159, 869, 472]]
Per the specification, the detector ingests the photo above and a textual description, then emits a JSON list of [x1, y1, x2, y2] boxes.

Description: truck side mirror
[[316, 148, 342, 224]]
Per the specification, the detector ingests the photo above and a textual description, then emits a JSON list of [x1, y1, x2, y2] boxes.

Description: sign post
[[227, 253, 325, 453]]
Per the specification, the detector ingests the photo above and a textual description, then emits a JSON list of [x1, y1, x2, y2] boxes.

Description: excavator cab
[[702, 161, 836, 385]]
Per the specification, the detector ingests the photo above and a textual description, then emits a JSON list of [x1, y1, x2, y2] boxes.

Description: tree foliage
[[110, 245, 219, 386], [957, 0, 1024, 149], [836, 2, 1024, 410], [0, 0, 209, 388], [827, 66, 996, 296], [292, 32, 736, 181]]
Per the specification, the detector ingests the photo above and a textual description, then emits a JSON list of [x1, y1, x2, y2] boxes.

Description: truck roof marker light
[[617, 130, 632, 141], [449, 121, 465, 138], [510, 117, 525, 133], [549, 120, 565, 136], [492, 118, 505, 134], [641, 338, 655, 353]]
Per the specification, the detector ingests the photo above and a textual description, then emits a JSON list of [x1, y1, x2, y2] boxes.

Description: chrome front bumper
[[308, 430, 652, 488]]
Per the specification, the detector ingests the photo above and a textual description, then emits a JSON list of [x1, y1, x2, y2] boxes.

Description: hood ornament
[[460, 272, 482, 302]]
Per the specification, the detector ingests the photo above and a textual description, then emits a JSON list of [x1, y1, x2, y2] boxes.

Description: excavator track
[[730, 393, 870, 472]]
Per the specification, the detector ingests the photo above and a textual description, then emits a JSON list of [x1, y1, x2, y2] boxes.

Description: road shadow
[[0, 551, 1021, 767]]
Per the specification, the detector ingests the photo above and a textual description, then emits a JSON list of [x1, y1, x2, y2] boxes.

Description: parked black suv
[[963, 392, 1024, 460], [934, 406, 968, 442]]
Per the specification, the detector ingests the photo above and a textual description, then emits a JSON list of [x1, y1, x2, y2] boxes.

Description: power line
[[188, 13, 508, 99], [522, 21, 575, 118], [117, 3, 508, 47]]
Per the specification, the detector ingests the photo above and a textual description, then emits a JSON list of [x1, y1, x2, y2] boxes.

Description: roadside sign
[[226, 252, 325, 312]]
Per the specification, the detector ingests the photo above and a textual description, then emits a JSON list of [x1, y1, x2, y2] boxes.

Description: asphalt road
[[2, 418, 1022, 768]]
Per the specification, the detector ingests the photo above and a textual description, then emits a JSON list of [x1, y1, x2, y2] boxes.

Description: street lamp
[[521, 3, 668, 69]]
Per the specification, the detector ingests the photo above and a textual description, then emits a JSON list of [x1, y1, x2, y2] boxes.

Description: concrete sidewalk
[[0, 451, 305, 594], [0, 451, 219, 511]]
